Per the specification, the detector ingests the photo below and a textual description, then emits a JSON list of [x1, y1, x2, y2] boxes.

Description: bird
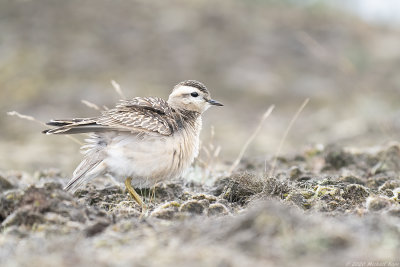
[[43, 80, 223, 209]]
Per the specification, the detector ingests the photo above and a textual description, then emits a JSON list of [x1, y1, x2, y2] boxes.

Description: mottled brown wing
[[96, 97, 176, 136], [117, 97, 171, 113]]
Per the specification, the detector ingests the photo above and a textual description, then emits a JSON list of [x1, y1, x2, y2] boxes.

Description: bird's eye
[[190, 92, 199, 97]]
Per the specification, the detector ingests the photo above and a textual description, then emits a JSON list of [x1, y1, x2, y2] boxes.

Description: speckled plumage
[[43, 80, 222, 192], [44, 97, 177, 136]]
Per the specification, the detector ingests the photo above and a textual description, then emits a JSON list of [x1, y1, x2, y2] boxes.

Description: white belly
[[102, 131, 199, 187]]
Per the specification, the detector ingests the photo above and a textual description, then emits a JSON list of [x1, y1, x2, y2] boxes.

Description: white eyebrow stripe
[[170, 86, 203, 97]]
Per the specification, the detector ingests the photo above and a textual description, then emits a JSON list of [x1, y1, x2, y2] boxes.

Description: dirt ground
[[1, 143, 400, 266]]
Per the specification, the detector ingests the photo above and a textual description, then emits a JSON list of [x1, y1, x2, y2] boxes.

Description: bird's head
[[168, 80, 223, 113]]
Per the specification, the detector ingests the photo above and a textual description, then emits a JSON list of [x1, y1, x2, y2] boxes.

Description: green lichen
[[392, 188, 400, 203], [314, 185, 340, 197]]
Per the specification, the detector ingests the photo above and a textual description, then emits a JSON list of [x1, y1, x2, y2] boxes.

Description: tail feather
[[46, 118, 89, 127], [42, 118, 130, 135], [64, 136, 107, 192], [43, 125, 116, 135], [64, 159, 105, 192], [43, 118, 98, 135]]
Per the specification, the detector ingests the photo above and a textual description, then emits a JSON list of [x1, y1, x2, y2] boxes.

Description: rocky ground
[[1, 143, 400, 267]]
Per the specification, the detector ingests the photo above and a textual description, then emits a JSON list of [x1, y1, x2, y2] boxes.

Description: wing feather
[[43, 97, 177, 136]]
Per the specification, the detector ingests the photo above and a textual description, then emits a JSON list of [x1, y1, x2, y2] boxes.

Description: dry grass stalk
[[7, 111, 44, 126], [228, 105, 275, 175], [197, 126, 222, 180], [111, 80, 126, 99], [7, 80, 127, 147], [7, 111, 83, 145], [81, 100, 101, 111], [266, 98, 309, 177]]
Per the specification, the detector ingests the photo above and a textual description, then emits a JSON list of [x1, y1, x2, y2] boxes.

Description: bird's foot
[[124, 177, 147, 214]]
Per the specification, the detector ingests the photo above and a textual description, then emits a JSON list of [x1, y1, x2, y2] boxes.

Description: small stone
[[191, 193, 207, 200], [366, 196, 392, 211], [1, 209, 45, 228], [208, 203, 229, 216], [0, 175, 14, 192], [339, 175, 365, 185], [324, 146, 353, 169], [179, 200, 204, 215], [289, 166, 302, 181], [319, 179, 339, 186], [34, 168, 63, 180], [297, 176, 311, 181], [151, 209, 176, 220], [342, 184, 369, 202], [328, 201, 339, 209], [217, 199, 230, 206], [41, 181, 64, 191], [192, 194, 217, 202], [180, 192, 192, 201], [379, 180, 400, 191], [387, 207, 400, 217], [160, 201, 181, 210], [367, 176, 390, 189], [2, 225, 28, 238], [198, 199, 210, 208], [151, 201, 181, 220], [286, 192, 311, 209], [43, 212, 69, 224], [153, 182, 183, 201], [0, 190, 24, 220], [69, 209, 88, 223], [383, 189, 394, 197], [294, 155, 306, 161], [375, 144, 400, 172], [211, 177, 231, 196], [84, 220, 110, 237]]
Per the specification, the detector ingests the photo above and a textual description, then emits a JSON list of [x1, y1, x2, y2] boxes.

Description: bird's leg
[[125, 177, 146, 210]]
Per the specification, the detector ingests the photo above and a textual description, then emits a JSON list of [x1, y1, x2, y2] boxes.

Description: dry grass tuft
[[221, 172, 264, 204], [197, 126, 222, 180], [267, 98, 309, 176], [228, 105, 275, 175]]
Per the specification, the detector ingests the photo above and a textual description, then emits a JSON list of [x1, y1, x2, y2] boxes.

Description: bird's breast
[[103, 119, 201, 187]]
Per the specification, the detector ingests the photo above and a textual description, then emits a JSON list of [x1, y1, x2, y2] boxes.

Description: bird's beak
[[207, 99, 224, 106]]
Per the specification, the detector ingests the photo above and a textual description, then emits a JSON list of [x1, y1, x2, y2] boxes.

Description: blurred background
[[1, 0, 400, 173]]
